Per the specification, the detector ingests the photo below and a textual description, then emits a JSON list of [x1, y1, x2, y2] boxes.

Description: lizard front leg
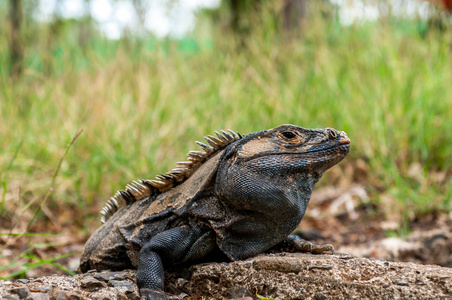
[[137, 225, 215, 300], [137, 250, 169, 300], [269, 234, 334, 254]]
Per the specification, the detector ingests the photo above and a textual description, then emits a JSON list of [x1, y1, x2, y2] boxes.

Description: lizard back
[[100, 129, 242, 223]]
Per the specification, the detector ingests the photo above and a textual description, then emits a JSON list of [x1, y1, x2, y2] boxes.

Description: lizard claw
[[310, 243, 334, 254], [294, 239, 314, 252], [294, 239, 334, 254]]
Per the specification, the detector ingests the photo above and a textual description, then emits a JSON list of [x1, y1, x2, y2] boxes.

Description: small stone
[[67, 294, 83, 300], [29, 293, 50, 300], [8, 286, 31, 299], [15, 279, 29, 284], [51, 289, 83, 300], [176, 278, 189, 289], [394, 278, 410, 286], [80, 277, 107, 289], [315, 293, 327, 300], [94, 271, 128, 282], [51, 290, 68, 300], [108, 280, 135, 292]]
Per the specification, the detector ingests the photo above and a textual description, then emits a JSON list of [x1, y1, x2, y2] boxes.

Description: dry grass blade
[[27, 129, 84, 230]]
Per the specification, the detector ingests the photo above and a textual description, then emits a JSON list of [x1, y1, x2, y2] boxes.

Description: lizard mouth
[[293, 135, 351, 156], [303, 142, 350, 155], [239, 143, 350, 163]]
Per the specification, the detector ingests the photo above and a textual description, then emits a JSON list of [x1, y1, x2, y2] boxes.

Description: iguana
[[79, 124, 350, 299]]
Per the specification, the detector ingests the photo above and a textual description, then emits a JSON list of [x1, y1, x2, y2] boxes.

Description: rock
[[28, 293, 50, 300], [7, 286, 31, 299], [94, 271, 130, 283], [32, 286, 53, 292], [180, 253, 452, 299], [51, 289, 69, 300], [80, 277, 107, 290], [0, 255, 451, 300], [51, 289, 83, 300], [108, 280, 134, 293], [15, 279, 29, 284]]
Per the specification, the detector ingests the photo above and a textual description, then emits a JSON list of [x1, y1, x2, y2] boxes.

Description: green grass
[[1, 4, 451, 249], [0, 232, 77, 280]]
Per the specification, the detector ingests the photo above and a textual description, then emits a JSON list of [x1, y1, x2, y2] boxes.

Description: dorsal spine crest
[[100, 129, 242, 223]]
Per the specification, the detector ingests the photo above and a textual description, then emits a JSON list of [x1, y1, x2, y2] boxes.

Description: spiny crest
[[100, 129, 243, 223]]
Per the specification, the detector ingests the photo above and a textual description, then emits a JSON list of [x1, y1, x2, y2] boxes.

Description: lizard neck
[[212, 171, 317, 261]]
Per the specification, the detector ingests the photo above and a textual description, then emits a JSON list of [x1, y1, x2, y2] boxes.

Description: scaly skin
[[79, 124, 350, 299]]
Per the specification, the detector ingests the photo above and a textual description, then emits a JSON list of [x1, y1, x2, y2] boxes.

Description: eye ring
[[281, 131, 296, 139], [328, 129, 338, 139]]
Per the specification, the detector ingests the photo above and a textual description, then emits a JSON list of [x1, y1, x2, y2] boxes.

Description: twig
[[27, 129, 83, 230]]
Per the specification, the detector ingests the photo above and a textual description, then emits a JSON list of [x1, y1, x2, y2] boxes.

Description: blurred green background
[[1, 0, 451, 277]]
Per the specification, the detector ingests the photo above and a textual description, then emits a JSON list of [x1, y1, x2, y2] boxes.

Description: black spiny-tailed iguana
[[79, 124, 350, 299]]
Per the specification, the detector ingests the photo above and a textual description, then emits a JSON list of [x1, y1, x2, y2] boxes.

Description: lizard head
[[216, 124, 350, 211], [234, 124, 350, 176]]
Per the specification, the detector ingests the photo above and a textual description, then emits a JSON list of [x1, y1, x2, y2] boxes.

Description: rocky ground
[[1, 252, 452, 300]]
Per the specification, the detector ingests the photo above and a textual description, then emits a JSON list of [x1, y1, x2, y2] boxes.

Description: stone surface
[[175, 253, 452, 299], [0, 254, 451, 300]]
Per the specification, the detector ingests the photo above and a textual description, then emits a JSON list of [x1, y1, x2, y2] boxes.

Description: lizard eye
[[327, 128, 338, 139], [281, 131, 296, 139]]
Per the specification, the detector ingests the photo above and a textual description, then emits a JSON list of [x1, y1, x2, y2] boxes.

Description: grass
[[0, 2, 451, 278], [0, 232, 77, 280]]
